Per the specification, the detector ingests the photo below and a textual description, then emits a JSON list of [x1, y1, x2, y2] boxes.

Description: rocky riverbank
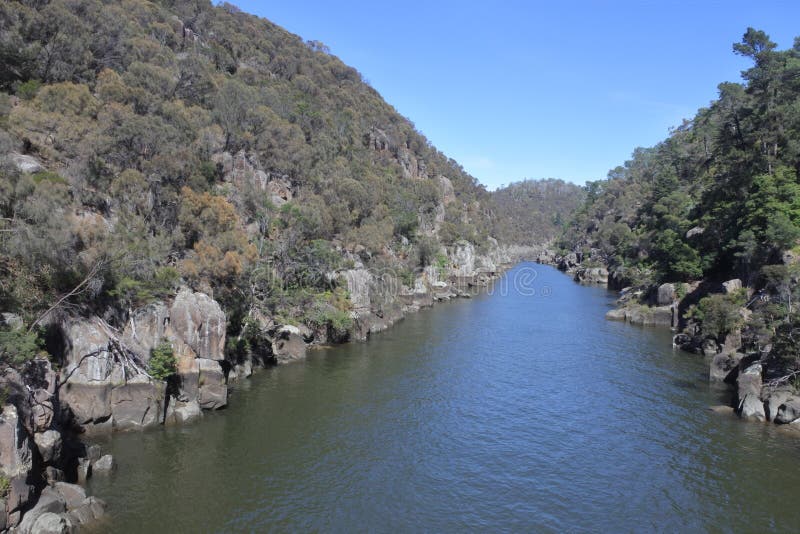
[[0, 240, 537, 532], [535, 248, 800, 429]]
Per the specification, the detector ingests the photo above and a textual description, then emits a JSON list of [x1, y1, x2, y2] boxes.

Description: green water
[[87, 264, 800, 532]]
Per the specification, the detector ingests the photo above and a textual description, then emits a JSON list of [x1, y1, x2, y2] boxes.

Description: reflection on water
[[87, 264, 800, 533]]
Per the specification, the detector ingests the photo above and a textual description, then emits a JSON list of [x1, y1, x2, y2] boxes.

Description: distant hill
[[492, 179, 585, 245]]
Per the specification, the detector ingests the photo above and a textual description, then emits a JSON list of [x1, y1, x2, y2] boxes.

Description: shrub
[[688, 291, 746, 342], [0, 326, 45, 368], [149, 339, 177, 381]]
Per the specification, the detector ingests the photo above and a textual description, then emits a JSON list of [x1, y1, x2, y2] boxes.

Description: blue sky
[[233, 1, 800, 189]]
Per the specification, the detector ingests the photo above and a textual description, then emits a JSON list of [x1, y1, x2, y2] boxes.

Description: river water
[[87, 263, 800, 532]]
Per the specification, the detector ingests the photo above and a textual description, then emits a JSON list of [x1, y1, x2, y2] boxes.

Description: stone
[[61, 382, 113, 425], [701, 339, 719, 357], [170, 287, 226, 361], [737, 363, 765, 421], [31, 388, 55, 432], [76, 458, 92, 484], [7, 476, 34, 514], [341, 269, 372, 311], [67, 496, 106, 526], [686, 226, 705, 238], [272, 327, 307, 364], [45, 467, 64, 484], [197, 359, 227, 410], [30, 512, 73, 534], [710, 352, 743, 383], [657, 283, 676, 306], [575, 267, 609, 285], [10, 153, 43, 173], [62, 318, 122, 383], [17, 486, 67, 534], [722, 279, 742, 294], [53, 482, 87, 510], [92, 454, 115, 473], [605, 309, 627, 321], [85, 444, 102, 463], [121, 302, 170, 364], [169, 400, 202, 424], [34, 430, 62, 464], [722, 330, 742, 353], [0, 405, 34, 478], [775, 397, 800, 424], [110, 378, 165, 429]]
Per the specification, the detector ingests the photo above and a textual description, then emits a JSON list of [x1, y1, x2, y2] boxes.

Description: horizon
[[232, 0, 800, 189]]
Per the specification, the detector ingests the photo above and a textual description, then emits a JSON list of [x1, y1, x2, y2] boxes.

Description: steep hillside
[[555, 29, 800, 424], [0, 0, 502, 351], [0, 1, 529, 527]]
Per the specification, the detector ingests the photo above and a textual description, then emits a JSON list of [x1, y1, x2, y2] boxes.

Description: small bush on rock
[[149, 339, 177, 381]]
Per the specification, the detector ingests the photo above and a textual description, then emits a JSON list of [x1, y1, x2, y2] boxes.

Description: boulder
[[701, 339, 719, 357], [737, 363, 765, 421], [53, 482, 86, 510], [6, 476, 34, 516], [29, 512, 73, 534], [110, 378, 165, 429], [76, 458, 91, 484], [92, 454, 115, 473], [44, 467, 64, 484], [34, 430, 62, 464], [167, 400, 202, 424], [272, 327, 307, 364], [605, 309, 627, 321], [197, 359, 227, 410], [657, 283, 676, 306], [61, 382, 113, 425], [10, 153, 43, 174], [722, 279, 742, 294], [17, 486, 66, 534], [0, 405, 34, 478], [575, 267, 608, 285], [66, 496, 106, 527], [722, 330, 742, 353], [169, 287, 226, 361], [775, 397, 800, 424], [709, 352, 743, 383]]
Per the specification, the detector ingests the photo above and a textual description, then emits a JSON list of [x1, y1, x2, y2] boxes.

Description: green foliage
[[688, 291, 747, 342], [557, 30, 800, 290], [0, 475, 9, 498], [108, 267, 180, 309], [149, 339, 177, 381], [15, 80, 40, 100], [492, 179, 585, 245], [303, 288, 353, 340], [30, 171, 68, 186], [0, 326, 45, 368]]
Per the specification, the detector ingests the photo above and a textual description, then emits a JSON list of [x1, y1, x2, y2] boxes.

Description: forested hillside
[[0, 0, 503, 361], [557, 29, 800, 386], [492, 179, 584, 245]]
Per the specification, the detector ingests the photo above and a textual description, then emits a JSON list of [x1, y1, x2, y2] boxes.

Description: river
[[86, 263, 800, 532]]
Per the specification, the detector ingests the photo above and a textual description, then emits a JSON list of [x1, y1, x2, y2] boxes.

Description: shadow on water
[[87, 263, 800, 533]]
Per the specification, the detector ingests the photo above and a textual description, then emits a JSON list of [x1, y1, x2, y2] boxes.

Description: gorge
[[2, 0, 800, 532]]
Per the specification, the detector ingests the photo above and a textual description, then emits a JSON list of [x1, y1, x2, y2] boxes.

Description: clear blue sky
[[232, 1, 800, 189]]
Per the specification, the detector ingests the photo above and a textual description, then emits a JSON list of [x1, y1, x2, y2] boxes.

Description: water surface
[[87, 263, 800, 532]]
